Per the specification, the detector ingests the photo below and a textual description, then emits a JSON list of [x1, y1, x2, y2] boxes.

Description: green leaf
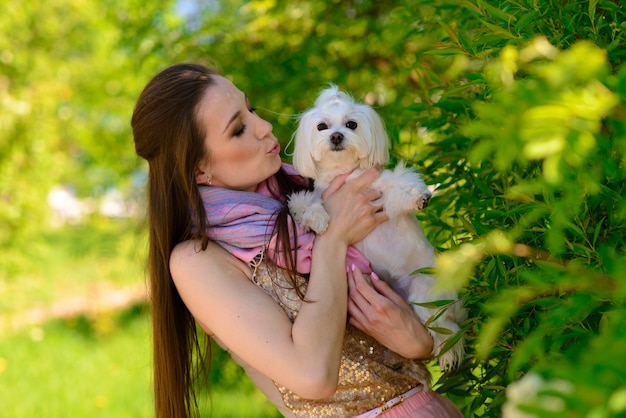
[[514, 11, 536, 33], [422, 47, 468, 56], [592, 216, 606, 247], [428, 326, 455, 335], [477, 0, 518, 23], [411, 299, 456, 308]]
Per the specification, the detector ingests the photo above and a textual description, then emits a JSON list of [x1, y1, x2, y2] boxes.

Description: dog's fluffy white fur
[[288, 85, 465, 371]]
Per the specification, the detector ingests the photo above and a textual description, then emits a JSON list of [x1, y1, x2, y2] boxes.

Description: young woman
[[131, 63, 462, 418]]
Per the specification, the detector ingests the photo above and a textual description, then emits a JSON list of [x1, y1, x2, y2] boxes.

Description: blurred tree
[[161, 0, 457, 147], [0, 0, 183, 269]]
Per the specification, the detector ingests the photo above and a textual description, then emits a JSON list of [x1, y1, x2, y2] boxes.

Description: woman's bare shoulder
[[169, 240, 258, 336], [170, 240, 251, 282]]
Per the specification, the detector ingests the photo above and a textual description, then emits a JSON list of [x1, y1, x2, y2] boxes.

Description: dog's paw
[[415, 192, 431, 211], [437, 343, 464, 371], [403, 186, 431, 211], [288, 191, 316, 231], [289, 191, 330, 233], [300, 203, 330, 234], [435, 334, 465, 371], [426, 318, 464, 370], [384, 164, 433, 213]]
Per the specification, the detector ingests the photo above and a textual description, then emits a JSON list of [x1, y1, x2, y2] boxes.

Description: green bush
[[425, 37, 626, 417], [396, 2, 626, 417]]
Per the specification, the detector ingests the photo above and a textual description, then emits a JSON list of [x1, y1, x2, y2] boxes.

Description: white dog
[[288, 85, 465, 370]]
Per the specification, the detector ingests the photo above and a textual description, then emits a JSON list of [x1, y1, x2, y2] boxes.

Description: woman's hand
[[347, 265, 434, 359], [321, 168, 387, 247]]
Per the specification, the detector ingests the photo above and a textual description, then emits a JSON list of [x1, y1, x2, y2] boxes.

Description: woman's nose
[[255, 114, 273, 139]]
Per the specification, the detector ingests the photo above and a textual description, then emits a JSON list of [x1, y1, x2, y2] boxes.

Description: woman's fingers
[[347, 267, 435, 358], [347, 267, 369, 330], [323, 168, 380, 200], [322, 171, 351, 199], [369, 273, 408, 308], [348, 266, 384, 319], [320, 168, 388, 245]]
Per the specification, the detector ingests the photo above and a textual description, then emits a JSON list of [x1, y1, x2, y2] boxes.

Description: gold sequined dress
[[227, 259, 432, 418]]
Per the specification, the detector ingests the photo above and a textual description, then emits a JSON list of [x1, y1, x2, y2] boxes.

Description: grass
[[0, 305, 281, 417], [0, 218, 281, 417], [0, 218, 147, 320], [0, 306, 153, 418]]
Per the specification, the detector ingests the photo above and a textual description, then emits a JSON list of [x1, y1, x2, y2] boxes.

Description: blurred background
[[1, 0, 625, 417]]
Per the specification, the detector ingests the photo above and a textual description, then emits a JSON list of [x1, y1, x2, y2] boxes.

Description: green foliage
[[0, 0, 177, 250], [407, 3, 626, 417], [0, 218, 146, 319], [432, 39, 626, 416]]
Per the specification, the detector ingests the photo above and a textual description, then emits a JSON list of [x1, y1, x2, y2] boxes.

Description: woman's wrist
[[312, 230, 349, 259], [395, 312, 434, 359]]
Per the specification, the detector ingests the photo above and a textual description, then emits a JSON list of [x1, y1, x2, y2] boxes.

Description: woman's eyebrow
[[222, 94, 248, 133], [223, 110, 241, 133]]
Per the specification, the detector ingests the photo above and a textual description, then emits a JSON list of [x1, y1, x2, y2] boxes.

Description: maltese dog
[[288, 85, 465, 370]]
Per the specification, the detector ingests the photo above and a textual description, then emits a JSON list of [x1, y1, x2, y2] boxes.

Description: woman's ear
[[195, 169, 205, 185], [195, 161, 211, 185]]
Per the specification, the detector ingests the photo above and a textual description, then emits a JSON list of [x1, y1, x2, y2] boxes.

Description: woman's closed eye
[[232, 98, 257, 137], [233, 123, 247, 137]]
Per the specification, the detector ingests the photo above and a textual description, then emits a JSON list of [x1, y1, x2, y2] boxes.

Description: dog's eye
[[346, 121, 358, 129], [317, 123, 328, 131]]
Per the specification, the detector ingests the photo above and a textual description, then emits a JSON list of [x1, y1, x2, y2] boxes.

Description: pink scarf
[[200, 163, 371, 274]]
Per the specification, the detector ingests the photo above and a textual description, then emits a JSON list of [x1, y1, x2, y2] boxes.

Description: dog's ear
[[292, 110, 319, 179], [359, 104, 389, 168]]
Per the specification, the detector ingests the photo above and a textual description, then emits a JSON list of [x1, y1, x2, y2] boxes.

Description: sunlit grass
[[201, 390, 282, 418], [0, 218, 147, 330], [0, 306, 153, 417], [0, 219, 281, 417], [0, 306, 280, 417]]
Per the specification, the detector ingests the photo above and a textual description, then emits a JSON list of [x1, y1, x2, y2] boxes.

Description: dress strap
[[351, 386, 423, 418], [249, 248, 265, 283]]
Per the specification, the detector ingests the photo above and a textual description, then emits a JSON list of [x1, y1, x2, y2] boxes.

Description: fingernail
[[346, 265, 350, 273], [371, 271, 380, 281], [351, 263, 356, 272]]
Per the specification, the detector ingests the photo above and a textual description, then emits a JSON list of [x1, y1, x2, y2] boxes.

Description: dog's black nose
[[330, 132, 344, 145]]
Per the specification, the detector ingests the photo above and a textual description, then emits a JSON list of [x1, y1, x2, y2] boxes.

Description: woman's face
[[195, 76, 282, 192]]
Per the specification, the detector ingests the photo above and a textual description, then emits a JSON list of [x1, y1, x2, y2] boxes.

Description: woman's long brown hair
[[131, 63, 308, 417]]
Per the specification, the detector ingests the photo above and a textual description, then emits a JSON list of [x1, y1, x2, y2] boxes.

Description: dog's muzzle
[[330, 132, 344, 150]]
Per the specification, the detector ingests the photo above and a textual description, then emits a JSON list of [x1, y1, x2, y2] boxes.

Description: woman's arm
[[171, 168, 385, 399], [347, 266, 434, 359], [171, 239, 346, 399]]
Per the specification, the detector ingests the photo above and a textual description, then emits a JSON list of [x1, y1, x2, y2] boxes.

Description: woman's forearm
[[289, 233, 349, 395]]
